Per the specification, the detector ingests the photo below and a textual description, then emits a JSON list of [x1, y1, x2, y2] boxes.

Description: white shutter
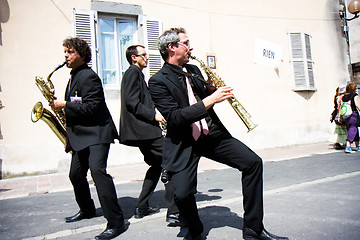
[[288, 32, 315, 91], [304, 34, 315, 88], [71, 9, 98, 73], [143, 17, 163, 80]]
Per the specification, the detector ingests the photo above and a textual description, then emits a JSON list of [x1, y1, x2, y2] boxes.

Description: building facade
[[0, 0, 358, 177]]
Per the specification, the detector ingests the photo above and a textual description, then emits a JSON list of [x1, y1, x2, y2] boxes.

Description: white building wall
[[0, 0, 351, 176], [346, 0, 360, 63]]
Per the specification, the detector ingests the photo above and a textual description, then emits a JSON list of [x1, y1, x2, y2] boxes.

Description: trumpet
[[190, 55, 257, 132]]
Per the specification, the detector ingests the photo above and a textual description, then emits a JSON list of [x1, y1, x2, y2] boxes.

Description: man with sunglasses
[[148, 28, 288, 240], [120, 45, 183, 226]]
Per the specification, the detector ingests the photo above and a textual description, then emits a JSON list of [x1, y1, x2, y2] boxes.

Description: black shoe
[[243, 227, 289, 240], [65, 210, 95, 223], [134, 206, 160, 219], [95, 224, 127, 240], [183, 232, 204, 240], [334, 143, 345, 150], [166, 212, 187, 227]]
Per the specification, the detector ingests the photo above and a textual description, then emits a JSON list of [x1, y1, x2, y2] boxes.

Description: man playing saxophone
[[148, 28, 288, 240], [49, 37, 126, 240]]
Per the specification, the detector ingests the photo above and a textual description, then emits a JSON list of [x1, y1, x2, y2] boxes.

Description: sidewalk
[[0, 142, 336, 200]]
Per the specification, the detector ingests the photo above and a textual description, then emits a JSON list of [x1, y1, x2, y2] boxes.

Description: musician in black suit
[[50, 37, 126, 240], [148, 28, 288, 240], [120, 45, 183, 226]]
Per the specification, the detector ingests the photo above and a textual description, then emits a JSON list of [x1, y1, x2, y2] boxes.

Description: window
[[288, 32, 315, 91], [71, 4, 162, 89], [98, 17, 137, 87]]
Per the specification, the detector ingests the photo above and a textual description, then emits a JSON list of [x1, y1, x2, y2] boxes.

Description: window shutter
[[288, 32, 315, 91], [143, 17, 163, 80], [304, 34, 315, 88], [72, 9, 98, 73]]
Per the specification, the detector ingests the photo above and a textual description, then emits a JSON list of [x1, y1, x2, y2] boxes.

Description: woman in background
[[330, 86, 347, 149], [341, 83, 360, 153]]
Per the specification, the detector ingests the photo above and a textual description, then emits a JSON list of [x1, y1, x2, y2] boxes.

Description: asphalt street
[[0, 151, 359, 240]]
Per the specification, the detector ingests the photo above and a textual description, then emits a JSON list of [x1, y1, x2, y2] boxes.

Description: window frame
[[72, 5, 163, 90], [97, 15, 138, 89]]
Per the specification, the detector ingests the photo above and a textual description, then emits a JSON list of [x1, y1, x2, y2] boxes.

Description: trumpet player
[[49, 37, 126, 240], [148, 28, 288, 240]]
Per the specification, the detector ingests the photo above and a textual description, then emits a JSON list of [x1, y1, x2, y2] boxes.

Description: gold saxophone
[[190, 55, 258, 132], [31, 62, 68, 146]]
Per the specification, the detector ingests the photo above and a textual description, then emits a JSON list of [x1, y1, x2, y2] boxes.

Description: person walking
[[50, 37, 126, 240], [148, 27, 288, 240], [340, 83, 360, 153], [330, 86, 347, 149], [119, 45, 183, 226]]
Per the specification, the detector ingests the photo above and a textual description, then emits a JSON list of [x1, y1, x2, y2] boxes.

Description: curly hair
[[63, 37, 92, 63], [158, 27, 186, 61], [346, 83, 357, 94]]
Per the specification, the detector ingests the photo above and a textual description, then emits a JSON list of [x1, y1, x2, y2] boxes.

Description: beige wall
[[346, 0, 360, 63], [0, 0, 352, 176]]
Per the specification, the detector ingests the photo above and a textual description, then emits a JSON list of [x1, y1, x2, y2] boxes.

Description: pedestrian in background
[[330, 85, 347, 149], [119, 45, 184, 226], [341, 83, 360, 153], [50, 37, 126, 240]]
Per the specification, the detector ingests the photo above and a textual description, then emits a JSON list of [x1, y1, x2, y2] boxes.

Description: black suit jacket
[[64, 64, 118, 151], [148, 63, 227, 172], [119, 65, 162, 146]]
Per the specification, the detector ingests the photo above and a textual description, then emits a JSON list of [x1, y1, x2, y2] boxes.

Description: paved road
[[0, 150, 359, 240]]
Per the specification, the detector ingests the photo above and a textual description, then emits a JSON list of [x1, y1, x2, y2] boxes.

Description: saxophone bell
[[31, 101, 43, 123], [31, 101, 67, 146]]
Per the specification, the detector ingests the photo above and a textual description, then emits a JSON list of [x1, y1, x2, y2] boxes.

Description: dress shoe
[[243, 227, 289, 240], [183, 232, 204, 240], [166, 212, 187, 227], [95, 224, 127, 239], [65, 210, 95, 223], [134, 206, 160, 219]]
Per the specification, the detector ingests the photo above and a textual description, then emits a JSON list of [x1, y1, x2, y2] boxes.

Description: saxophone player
[[148, 28, 288, 240], [119, 45, 184, 226], [49, 37, 126, 240]]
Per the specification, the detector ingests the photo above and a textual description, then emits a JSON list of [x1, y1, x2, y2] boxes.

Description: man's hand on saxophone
[[49, 98, 66, 110], [203, 86, 233, 110], [155, 111, 167, 125]]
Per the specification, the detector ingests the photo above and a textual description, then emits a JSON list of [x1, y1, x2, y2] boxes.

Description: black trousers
[[137, 137, 178, 214], [170, 130, 264, 237], [69, 143, 124, 228]]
